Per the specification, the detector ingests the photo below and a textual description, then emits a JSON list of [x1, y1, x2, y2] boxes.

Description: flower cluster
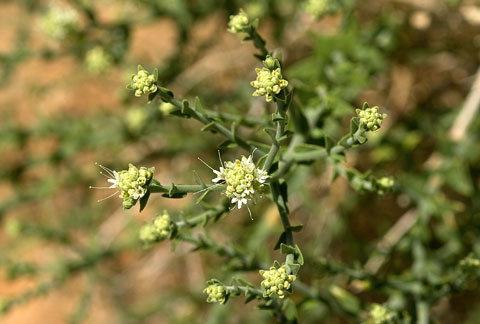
[[251, 56, 288, 102], [364, 304, 398, 324], [304, 0, 330, 18], [356, 106, 387, 132], [227, 9, 250, 34], [459, 254, 480, 274], [212, 155, 269, 209], [116, 164, 154, 209], [259, 263, 296, 299], [93, 163, 154, 209], [85, 47, 112, 74], [203, 283, 227, 304], [40, 4, 80, 41], [375, 177, 394, 195], [139, 211, 172, 245], [127, 65, 158, 97]]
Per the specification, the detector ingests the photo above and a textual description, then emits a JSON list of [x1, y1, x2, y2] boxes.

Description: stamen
[[99, 171, 111, 179], [247, 205, 253, 220], [97, 190, 119, 202], [95, 162, 115, 178], [198, 157, 215, 171], [89, 185, 113, 189]]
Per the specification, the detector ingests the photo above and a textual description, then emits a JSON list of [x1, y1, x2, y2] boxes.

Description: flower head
[[139, 211, 172, 245], [375, 177, 394, 195], [40, 4, 79, 41], [251, 56, 288, 102], [304, 0, 330, 18], [203, 282, 228, 304], [85, 46, 112, 74], [91, 163, 154, 209], [228, 9, 250, 34], [127, 65, 158, 97], [365, 304, 398, 324], [356, 106, 387, 132], [260, 263, 296, 299], [212, 155, 269, 210]]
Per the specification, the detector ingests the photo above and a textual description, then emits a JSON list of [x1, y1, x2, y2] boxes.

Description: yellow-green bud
[[365, 304, 398, 324], [251, 66, 288, 102], [204, 283, 227, 304], [460, 254, 480, 274], [356, 106, 387, 132], [228, 9, 250, 34], [376, 177, 394, 195], [139, 211, 172, 245], [263, 55, 280, 70], [304, 0, 329, 18], [85, 46, 112, 74], [40, 4, 79, 41], [259, 263, 296, 299], [128, 65, 158, 97]]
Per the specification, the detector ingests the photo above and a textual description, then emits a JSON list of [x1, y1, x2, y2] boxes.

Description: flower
[[91, 163, 154, 209], [139, 211, 172, 245], [304, 0, 330, 18], [85, 46, 112, 74], [251, 56, 288, 102], [204, 283, 227, 304], [127, 65, 158, 97], [40, 4, 79, 41], [364, 304, 398, 324], [356, 106, 387, 132], [259, 263, 296, 299], [228, 9, 250, 34], [375, 177, 394, 195], [212, 155, 269, 209]]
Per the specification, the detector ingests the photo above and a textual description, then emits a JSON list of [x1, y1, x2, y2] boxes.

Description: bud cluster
[[139, 211, 172, 245], [459, 254, 480, 274], [259, 263, 296, 299], [375, 177, 394, 195], [251, 56, 288, 102], [227, 9, 250, 34], [365, 304, 398, 324], [203, 283, 227, 304], [212, 155, 269, 209], [85, 47, 113, 74], [40, 4, 80, 41], [356, 106, 387, 132], [128, 65, 158, 97], [304, 0, 329, 18]]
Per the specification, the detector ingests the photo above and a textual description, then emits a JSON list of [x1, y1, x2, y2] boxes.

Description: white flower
[[212, 155, 269, 210]]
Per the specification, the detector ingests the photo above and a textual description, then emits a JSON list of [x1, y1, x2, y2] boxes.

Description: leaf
[[194, 96, 205, 113], [195, 189, 210, 204], [139, 191, 150, 212], [147, 90, 158, 103], [218, 140, 237, 149], [200, 122, 217, 133], [162, 192, 187, 199], [244, 294, 257, 304], [294, 244, 304, 265], [293, 143, 326, 154], [280, 243, 297, 255], [192, 170, 204, 186], [286, 263, 300, 275], [282, 298, 298, 321], [263, 128, 277, 141], [290, 224, 304, 232]]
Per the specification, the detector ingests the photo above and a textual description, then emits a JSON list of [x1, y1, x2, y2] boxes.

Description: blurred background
[[1, 0, 480, 323]]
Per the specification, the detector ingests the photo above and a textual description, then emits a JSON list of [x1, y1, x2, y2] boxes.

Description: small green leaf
[[280, 243, 297, 255], [274, 232, 287, 250], [139, 191, 150, 212]]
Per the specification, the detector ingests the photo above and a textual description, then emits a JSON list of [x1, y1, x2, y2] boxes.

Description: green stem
[[148, 182, 225, 194]]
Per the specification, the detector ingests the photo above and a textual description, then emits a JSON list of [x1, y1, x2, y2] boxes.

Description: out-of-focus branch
[[364, 67, 480, 274]]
